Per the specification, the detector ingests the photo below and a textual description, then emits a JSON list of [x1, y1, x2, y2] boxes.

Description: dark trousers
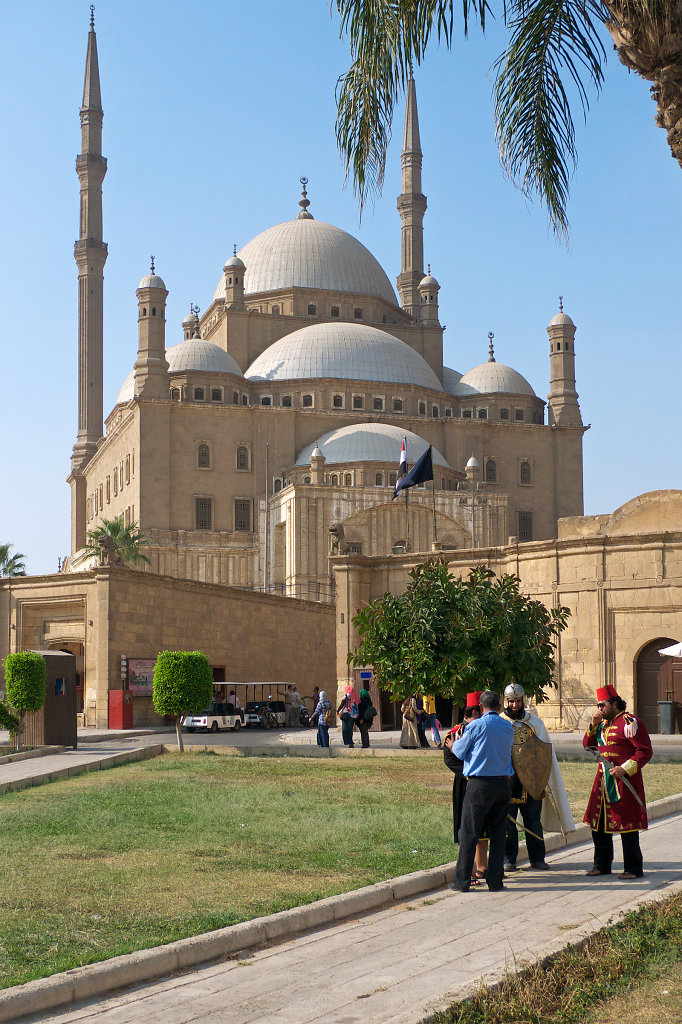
[[592, 805, 643, 876], [505, 796, 545, 865], [454, 776, 512, 891], [341, 716, 355, 746], [357, 721, 370, 748]]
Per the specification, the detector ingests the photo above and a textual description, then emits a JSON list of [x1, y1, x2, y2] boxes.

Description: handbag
[[363, 705, 377, 723], [339, 710, 350, 722], [403, 703, 416, 722]]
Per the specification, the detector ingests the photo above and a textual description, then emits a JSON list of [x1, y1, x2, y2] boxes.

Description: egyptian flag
[[394, 446, 433, 499], [392, 438, 408, 500]]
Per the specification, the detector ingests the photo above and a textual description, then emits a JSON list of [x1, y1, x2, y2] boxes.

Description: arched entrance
[[636, 638, 682, 733]]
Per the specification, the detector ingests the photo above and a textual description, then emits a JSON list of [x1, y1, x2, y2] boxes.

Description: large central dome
[[245, 322, 443, 389], [213, 218, 398, 306]]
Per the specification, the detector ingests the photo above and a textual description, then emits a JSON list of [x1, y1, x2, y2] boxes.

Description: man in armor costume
[[584, 684, 652, 879], [503, 683, 575, 872]]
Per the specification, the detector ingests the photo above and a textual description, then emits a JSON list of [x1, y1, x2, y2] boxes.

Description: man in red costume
[[583, 684, 652, 879]]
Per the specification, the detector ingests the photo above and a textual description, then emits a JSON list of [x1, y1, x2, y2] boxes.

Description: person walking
[[444, 692, 488, 885], [449, 690, 514, 893], [314, 690, 332, 747], [503, 683, 575, 872], [356, 687, 373, 748], [415, 695, 430, 748], [399, 695, 420, 748], [583, 684, 652, 879], [424, 694, 442, 748], [290, 685, 301, 728], [337, 684, 359, 747]]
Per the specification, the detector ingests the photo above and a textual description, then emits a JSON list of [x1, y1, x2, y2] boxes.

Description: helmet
[[504, 683, 525, 701]]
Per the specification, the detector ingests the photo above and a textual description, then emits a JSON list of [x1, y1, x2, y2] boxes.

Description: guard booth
[[22, 650, 78, 748]]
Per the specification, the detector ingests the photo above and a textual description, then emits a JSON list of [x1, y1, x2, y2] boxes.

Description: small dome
[[116, 370, 135, 405], [245, 322, 443, 389], [182, 313, 196, 326], [165, 338, 243, 376], [419, 274, 439, 290], [296, 423, 450, 469], [442, 367, 463, 395], [466, 455, 479, 470], [224, 255, 246, 270], [454, 362, 536, 397], [213, 218, 398, 305], [549, 311, 575, 327], [311, 446, 324, 459], [138, 274, 167, 290]]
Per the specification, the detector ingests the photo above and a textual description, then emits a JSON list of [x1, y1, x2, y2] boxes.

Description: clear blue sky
[[1, 0, 679, 575]]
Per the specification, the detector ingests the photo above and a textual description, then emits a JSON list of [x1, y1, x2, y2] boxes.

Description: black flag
[[393, 446, 433, 499]]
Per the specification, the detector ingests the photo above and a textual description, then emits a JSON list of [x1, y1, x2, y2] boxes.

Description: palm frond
[[493, 0, 606, 236], [335, 0, 488, 212]]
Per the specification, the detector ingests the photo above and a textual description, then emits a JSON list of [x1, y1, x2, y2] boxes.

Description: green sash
[[597, 723, 620, 803]]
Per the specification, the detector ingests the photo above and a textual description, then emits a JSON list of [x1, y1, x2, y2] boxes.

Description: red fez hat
[[466, 691, 482, 708], [596, 684, 618, 702]]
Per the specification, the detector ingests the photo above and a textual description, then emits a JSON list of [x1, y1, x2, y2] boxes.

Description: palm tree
[[335, 1, 681, 235], [0, 543, 26, 577], [85, 517, 152, 567]]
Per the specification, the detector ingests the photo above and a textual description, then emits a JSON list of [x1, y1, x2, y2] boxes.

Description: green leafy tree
[[0, 702, 22, 741], [4, 651, 47, 751], [152, 651, 214, 752], [0, 543, 26, 577], [84, 517, 151, 567], [349, 562, 569, 705], [335, 0, 681, 235]]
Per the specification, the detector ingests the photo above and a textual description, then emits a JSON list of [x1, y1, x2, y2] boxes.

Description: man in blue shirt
[[450, 689, 514, 892]]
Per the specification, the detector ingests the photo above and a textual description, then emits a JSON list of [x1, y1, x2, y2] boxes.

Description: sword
[[506, 813, 543, 843], [588, 748, 645, 810]]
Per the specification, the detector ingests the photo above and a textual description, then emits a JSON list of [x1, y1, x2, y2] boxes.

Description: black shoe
[[448, 882, 471, 892], [530, 861, 550, 870], [504, 862, 517, 872], [487, 884, 505, 892]]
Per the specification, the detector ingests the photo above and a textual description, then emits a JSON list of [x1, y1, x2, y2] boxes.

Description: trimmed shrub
[[4, 651, 47, 750], [152, 651, 213, 750]]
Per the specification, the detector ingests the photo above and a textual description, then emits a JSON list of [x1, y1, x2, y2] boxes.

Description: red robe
[[583, 711, 652, 833]]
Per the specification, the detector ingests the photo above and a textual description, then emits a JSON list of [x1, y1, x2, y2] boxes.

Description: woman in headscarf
[[356, 687, 373, 748], [399, 695, 420, 749], [315, 690, 332, 747], [337, 684, 360, 747]]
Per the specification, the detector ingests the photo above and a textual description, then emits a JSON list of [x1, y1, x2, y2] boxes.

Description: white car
[[185, 702, 244, 733]]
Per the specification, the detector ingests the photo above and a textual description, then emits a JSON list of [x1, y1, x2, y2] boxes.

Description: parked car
[[185, 700, 244, 733]]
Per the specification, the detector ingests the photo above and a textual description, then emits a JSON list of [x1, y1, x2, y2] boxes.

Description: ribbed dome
[[138, 274, 166, 290], [213, 218, 398, 305], [454, 362, 536, 397], [295, 423, 449, 468], [442, 366, 463, 395], [549, 311, 575, 327], [116, 339, 242, 405], [245, 322, 443, 389]]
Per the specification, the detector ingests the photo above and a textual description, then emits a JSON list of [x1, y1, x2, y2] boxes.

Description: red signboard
[[128, 658, 156, 695]]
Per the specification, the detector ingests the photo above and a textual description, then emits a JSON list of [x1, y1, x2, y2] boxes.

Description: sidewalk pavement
[[4, 809, 681, 1024]]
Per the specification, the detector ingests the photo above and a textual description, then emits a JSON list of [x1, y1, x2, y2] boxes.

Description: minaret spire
[[396, 76, 426, 318], [69, 8, 108, 551]]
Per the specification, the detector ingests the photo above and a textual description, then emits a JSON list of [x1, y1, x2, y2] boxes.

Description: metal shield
[[511, 722, 552, 801]]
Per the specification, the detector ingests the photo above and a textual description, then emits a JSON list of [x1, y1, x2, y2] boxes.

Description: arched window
[[432, 405, 439, 418], [478, 408, 488, 420], [273, 478, 282, 493], [389, 472, 397, 486], [331, 306, 340, 317], [194, 387, 205, 401], [211, 388, 222, 402], [260, 396, 272, 406], [170, 388, 180, 401], [307, 304, 316, 315], [344, 473, 352, 486], [142, 307, 147, 316], [241, 394, 248, 406], [236, 445, 249, 470], [419, 401, 426, 415], [353, 395, 364, 410], [500, 408, 509, 420], [333, 394, 344, 408], [393, 398, 403, 412], [331, 474, 338, 485], [281, 395, 292, 407], [302, 394, 313, 408], [515, 409, 524, 421], [520, 461, 532, 485], [232, 391, 239, 405], [198, 444, 210, 469], [354, 308, 363, 319], [271, 305, 280, 315], [375, 473, 383, 486], [485, 459, 497, 484], [152, 307, 156, 316], [374, 397, 384, 411], [304, 476, 311, 484]]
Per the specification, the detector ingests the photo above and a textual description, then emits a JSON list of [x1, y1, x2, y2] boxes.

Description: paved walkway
[[17, 812, 682, 1024]]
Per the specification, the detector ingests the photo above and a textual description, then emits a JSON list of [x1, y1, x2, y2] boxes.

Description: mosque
[[2, 16, 680, 734], [65, 16, 585, 600]]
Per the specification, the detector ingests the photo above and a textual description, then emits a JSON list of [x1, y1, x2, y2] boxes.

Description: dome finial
[[296, 175, 313, 219], [488, 331, 495, 363], [150, 255, 155, 274], [90, 5, 95, 29], [190, 303, 201, 338], [427, 263, 431, 275], [559, 295, 563, 312], [233, 244, 237, 257]]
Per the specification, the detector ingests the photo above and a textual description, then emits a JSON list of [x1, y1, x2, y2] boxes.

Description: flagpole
[[405, 487, 409, 552], [431, 480, 438, 545]]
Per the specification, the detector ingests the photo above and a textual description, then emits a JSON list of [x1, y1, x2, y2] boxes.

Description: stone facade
[[0, 567, 335, 728], [332, 491, 682, 733]]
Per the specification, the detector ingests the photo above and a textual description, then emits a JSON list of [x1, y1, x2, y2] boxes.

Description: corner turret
[[134, 259, 170, 399]]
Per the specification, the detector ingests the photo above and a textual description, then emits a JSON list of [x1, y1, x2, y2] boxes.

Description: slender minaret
[[69, 8, 107, 552], [547, 298, 582, 427], [396, 77, 426, 318], [134, 259, 169, 399]]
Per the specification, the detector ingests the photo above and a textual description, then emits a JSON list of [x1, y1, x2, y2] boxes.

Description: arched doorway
[[636, 638, 682, 733]]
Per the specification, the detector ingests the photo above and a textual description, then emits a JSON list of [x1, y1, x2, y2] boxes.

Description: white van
[[185, 700, 244, 733]]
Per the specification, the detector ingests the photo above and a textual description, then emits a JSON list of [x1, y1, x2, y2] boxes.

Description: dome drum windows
[[331, 306, 340, 318], [500, 408, 509, 420], [515, 409, 524, 422], [281, 395, 293, 407], [375, 473, 383, 486], [344, 473, 352, 486], [302, 394, 313, 408], [211, 388, 223, 403], [418, 401, 426, 416], [307, 304, 317, 316], [373, 397, 384, 412], [432, 405, 439, 418], [477, 408, 488, 420], [260, 395, 272, 406], [393, 398, 404, 413], [354, 308, 363, 319], [352, 394, 364, 410], [232, 391, 239, 405], [193, 387, 205, 402], [333, 394, 345, 409]]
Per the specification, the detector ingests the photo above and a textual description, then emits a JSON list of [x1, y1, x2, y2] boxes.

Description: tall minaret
[[547, 298, 582, 427], [68, 7, 107, 551], [396, 77, 426, 318]]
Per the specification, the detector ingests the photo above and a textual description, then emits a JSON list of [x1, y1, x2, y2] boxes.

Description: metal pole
[[405, 487, 410, 552], [264, 442, 269, 592], [431, 480, 438, 544]]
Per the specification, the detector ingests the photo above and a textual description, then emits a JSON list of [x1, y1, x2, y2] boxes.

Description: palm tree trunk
[[602, 1, 682, 169]]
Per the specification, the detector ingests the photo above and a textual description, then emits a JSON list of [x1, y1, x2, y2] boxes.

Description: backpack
[[363, 704, 377, 723], [323, 706, 333, 725]]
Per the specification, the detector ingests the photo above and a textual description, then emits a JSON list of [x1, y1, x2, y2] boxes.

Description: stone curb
[[0, 795, 679, 1023], [0, 746, 65, 767], [0, 744, 164, 796]]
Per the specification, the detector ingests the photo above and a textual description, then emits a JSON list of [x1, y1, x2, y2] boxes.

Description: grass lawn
[[0, 754, 679, 990]]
